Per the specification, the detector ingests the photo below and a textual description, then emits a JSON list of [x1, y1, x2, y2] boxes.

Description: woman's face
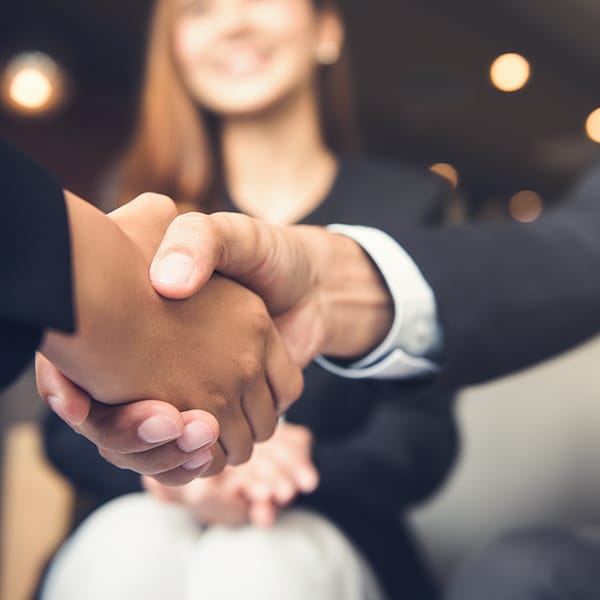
[[171, 0, 340, 115]]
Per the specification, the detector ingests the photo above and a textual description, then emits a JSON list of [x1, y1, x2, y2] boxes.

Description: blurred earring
[[316, 41, 340, 65]]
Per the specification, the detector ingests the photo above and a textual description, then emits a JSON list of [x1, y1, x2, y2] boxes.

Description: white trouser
[[41, 493, 386, 600]]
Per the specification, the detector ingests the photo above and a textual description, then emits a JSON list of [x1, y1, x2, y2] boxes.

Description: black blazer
[[397, 161, 600, 392], [0, 139, 74, 391]]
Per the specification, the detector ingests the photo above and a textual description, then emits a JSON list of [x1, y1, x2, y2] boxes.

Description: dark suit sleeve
[[0, 139, 74, 390], [395, 163, 600, 390], [311, 387, 458, 513]]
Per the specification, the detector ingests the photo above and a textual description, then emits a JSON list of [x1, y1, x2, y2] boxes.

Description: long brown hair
[[118, 0, 359, 210]]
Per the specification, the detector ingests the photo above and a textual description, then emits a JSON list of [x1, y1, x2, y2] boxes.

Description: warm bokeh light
[[1, 52, 68, 116], [430, 163, 459, 188], [586, 108, 600, 144], [490, 53, 531, 92], [509, 190, 543, 223], [9, 68, 52, 109]]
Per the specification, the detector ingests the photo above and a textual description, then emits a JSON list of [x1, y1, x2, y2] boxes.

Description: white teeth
[[221, 51, 264, 76]]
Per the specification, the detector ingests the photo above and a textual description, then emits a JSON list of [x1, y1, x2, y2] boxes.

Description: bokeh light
[[509, 190, 543, 223], [490, 53, 531, 92], [585, 108, 600, 143], [1, 52, 68, 116], [430, 163, 459, 188]]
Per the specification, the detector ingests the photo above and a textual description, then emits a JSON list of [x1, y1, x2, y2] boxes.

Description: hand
[[143, 472, 251, 527], [148, 212, 393, 367], [225, 421, 319, 527], [144, 422, 319, 527], [38, 194, 303, 478], [36, 353, 219, 485]]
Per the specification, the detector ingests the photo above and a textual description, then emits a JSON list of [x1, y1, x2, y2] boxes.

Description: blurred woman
[[41, 1, 457, 599]]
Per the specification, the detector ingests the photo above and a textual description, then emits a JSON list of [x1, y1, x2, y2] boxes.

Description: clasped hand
[[38, 191, 389, 483], [143, 422, 319, 527], [37, 193, 304, 483]]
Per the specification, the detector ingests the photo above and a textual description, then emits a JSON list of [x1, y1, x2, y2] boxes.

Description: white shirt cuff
[[315, 225, 442, 380]]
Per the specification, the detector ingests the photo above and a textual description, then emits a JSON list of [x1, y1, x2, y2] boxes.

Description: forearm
[[400, 214, 600, 389], [39, 191, 160, 402]]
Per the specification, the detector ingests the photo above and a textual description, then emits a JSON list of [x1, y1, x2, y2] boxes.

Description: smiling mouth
[[217, 49, 270, 77]]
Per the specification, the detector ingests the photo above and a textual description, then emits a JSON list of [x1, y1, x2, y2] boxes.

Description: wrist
[[310, 228, 393, 359]]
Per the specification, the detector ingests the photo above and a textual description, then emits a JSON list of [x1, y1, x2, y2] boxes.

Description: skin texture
[[38, 192, 303, 482], [38, 212, 390, 482], [143, 421, 318, 527], [150, 212, 393, 365]]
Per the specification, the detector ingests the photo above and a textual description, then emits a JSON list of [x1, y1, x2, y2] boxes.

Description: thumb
[[149, 211, 316, 317], [109, 193, 178, 261]]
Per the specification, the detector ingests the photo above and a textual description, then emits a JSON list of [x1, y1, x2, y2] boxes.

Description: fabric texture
[[0, 139, 74, 390]]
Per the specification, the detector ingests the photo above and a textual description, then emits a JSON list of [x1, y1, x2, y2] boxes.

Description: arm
[[307, 387, 458, 513], [149, 162, 600, 384], [395, 163, 600, 389], [0, 139, 73, 390]]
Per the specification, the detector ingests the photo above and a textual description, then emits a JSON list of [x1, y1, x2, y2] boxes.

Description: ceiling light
[[490, 53, 531, 93], [1, 52, 68, 116], [585, 108, 600, 144]]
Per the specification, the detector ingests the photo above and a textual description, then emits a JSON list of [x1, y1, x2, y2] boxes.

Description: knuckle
[[275, 369, 304, 413], [136, 192, 178, 219], [227, 439, 254, 466], [239, 353, 263, 384], [210, 391, 239, 422], [173, 210, 207, 231], [254, 417, 277, 443], [247, 298, 270, 332]]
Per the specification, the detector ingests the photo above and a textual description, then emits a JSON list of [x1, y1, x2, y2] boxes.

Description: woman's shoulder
[[320, 155, 451, 227], [342, 155, 447, 189]]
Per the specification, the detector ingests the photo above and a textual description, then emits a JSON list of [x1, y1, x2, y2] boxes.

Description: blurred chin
[[194, 84, 287, 117]]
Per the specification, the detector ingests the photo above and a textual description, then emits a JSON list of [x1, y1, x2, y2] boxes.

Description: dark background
[[1, 0, 600, 212]]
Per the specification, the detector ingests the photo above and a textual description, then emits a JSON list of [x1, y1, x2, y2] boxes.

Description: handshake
[[38, 192, 393, 484]]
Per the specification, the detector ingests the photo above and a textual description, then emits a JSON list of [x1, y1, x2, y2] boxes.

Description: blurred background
[[1, 0, 600, 599], [1, 0, 600, 212]]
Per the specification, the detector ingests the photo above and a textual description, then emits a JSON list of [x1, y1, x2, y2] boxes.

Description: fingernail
[[47, 395, 75, 427], [150, 252, 195, 286], [297, 470, 319, 491], [138, 415, 180, 444], [182, 448, 213, 471], [177, 421, 216, 453]]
